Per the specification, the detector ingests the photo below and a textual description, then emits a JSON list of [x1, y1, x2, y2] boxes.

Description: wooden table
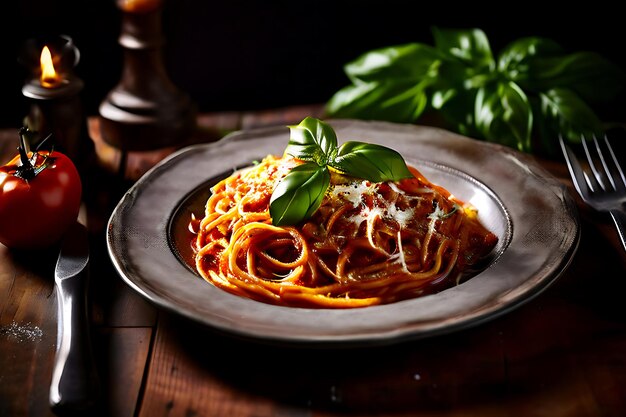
[[2, 105, 626, 417]]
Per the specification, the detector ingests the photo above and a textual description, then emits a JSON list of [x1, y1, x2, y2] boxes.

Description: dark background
[[1, 0, 625, 129]]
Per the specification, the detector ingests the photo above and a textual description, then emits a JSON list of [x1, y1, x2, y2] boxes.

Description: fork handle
[[609, 209, 626, 252]]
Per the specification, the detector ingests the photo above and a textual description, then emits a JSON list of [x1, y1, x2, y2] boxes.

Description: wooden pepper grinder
[[99, 0, 196, 158]]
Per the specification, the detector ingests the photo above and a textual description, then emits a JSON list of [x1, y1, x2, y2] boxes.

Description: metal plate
[[107, 120, 579, 347]]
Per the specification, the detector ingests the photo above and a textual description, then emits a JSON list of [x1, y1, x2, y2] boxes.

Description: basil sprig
[[270, 117, 413, 226], [326, 27, 625, 156]]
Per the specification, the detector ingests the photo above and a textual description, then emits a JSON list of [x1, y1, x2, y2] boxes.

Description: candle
[[21, 35, 81, 100], [20, 35, 92, 173]]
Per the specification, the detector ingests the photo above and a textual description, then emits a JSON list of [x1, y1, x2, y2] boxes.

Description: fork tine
[[561, 134, 626, 253], [582, 135, 606, 192], [592, 134, 617, 190], [602, 134, 626, 190], [559, 135, 592, 200]]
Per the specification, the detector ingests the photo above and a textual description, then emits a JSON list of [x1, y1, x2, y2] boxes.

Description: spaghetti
[[193, 155, 498, 308]]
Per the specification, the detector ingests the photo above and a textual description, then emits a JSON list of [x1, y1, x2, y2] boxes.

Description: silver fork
[[559, 134, 626, 252]]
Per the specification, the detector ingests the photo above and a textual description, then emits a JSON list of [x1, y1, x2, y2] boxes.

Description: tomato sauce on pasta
[[193, 155, 498, 308]]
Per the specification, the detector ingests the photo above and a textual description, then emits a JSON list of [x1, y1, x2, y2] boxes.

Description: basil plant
[[326, 27, 625, 155]]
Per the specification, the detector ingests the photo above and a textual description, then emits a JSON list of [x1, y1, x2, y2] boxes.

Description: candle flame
[[120, 0, 161, 12], [40, 46, 61, 88]]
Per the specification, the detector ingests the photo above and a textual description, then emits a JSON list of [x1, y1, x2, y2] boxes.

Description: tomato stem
[[16, 127, 35, 180]]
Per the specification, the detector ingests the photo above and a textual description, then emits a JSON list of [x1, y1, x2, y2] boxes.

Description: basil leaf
[[325, 82, 380, 117], [498, 37, 564, 78], [326, 79, 429, 123], [475, 81, 533, 152], [521, 52, 626, 103], [285, 117, 337, 166], [435, 88, 479, 138], [429, 59, 471, 108], [539, 88, 604, 144], [432, 27, 494, 70], [498, 37, 625, 102], [270, 163, 330, 226], [331, 141, 413, 182], [344, 43, 445, 84]]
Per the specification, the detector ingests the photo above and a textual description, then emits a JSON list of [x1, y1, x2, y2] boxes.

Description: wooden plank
[[0, 245, 58, 417], [196, 111, 243, 137], [240, 104, 324, 130], [93, 327, 153, 417], [137, 313, 510, 417], [579, 336, 626, 416], [138, 314, 290, 417], [0, 244, 155, 417], [88, 230, 157, 328], [491, 218, 626, 417]]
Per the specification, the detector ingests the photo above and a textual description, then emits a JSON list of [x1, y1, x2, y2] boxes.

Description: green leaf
[[474, 81, 533, 152], [270, 163, 331, 226], [285, 117, 337, 166], [429, 59, 472, 108], [434, 88, 479, 137], [326, 79, 429, 123], [344, 43, 445, 84], [498, 37, 626, 102], [539, 88, 604, 144], [498, 37, 564, 79], [331, 141, 414, 182], [520, 52, 626, 103], [325, 82, 379, 116], [327, 42, 445, 122], [432, 27, 494, 70]]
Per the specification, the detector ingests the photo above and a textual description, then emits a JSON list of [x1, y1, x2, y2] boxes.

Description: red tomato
[[0, 146, 82, 250]]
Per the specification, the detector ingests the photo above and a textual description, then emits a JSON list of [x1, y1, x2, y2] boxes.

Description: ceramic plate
[[107, 120, 579, 346]]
